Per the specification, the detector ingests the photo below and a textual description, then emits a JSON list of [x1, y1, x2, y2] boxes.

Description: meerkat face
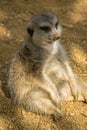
[[27, 13, 62, 49]]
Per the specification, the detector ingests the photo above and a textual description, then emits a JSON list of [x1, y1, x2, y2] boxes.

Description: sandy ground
[[0, 0, 87, 130]]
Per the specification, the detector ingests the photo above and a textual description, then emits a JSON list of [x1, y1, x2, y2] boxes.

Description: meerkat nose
[[53, 35, 60, 41]]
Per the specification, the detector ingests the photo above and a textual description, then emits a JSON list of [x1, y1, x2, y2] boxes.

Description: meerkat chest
[[43, 41, 61, 75], [43, 59, 61, 79], [42, 41, 67, 84]]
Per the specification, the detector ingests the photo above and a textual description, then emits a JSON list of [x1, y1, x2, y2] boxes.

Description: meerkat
[[8, 13, 87, 121]]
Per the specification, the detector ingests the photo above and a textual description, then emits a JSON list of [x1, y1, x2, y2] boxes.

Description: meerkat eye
[[55, 22, 58, 29], [40, 26, 51, 33]]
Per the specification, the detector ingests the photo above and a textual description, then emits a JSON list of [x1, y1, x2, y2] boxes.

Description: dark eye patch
[[55, 22, 58, 29], [40, 26, 51, 33], [27, 28, 34, 37]]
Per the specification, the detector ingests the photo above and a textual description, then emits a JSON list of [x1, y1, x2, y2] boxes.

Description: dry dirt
[[0, 0, 87, 130]]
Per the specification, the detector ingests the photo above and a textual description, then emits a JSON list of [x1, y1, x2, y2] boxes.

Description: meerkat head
[[27, 13, 62, 49]]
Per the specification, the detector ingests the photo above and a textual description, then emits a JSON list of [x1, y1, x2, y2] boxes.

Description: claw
[[51, 110, 62, 121]]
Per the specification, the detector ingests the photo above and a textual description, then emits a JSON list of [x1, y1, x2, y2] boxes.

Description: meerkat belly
[[42, 59, 72, 101], [43, 60, 68, 85]]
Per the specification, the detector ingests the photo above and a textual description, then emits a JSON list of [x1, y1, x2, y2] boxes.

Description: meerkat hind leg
[[58, 77, 87, 102], [75, 76, 87, 102], [22, 88, 62, 121]]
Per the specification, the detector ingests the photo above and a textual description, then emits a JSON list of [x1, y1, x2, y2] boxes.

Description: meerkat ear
[[27, 27, 34, 37]]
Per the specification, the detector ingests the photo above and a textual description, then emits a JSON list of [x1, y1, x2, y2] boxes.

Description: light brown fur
[[8, 13, 87, 121]]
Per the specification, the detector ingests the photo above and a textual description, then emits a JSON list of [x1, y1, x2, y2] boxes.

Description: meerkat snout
[[53, 34, 60, 41]]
